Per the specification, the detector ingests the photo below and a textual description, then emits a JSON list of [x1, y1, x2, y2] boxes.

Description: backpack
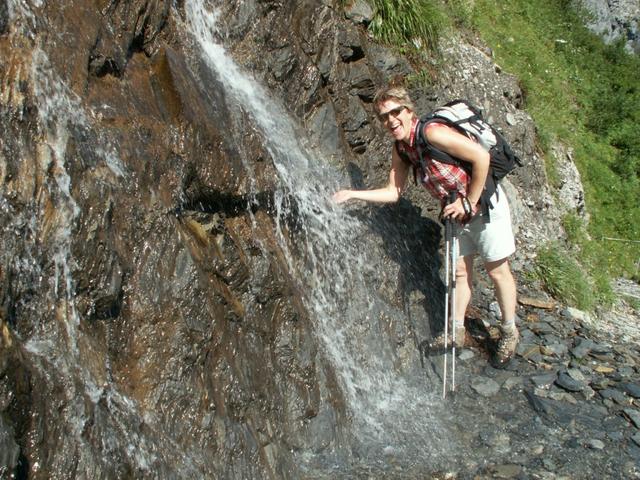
[[397, 99, 522, 218]]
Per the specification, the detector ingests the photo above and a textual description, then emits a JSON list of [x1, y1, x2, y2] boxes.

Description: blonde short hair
[[373, 86, 415, 115]]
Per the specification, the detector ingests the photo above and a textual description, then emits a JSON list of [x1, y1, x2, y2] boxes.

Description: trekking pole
[[442, 212, 451, 399], [450, 220, 458, 393], [443, 191, 459, 397]]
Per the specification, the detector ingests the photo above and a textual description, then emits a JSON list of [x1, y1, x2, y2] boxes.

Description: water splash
[[6, 1, 125, 350], [3, 0, 454, 475], [184, 0, 450, 470]]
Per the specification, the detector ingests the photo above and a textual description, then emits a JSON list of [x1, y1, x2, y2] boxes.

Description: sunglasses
[[377, 106, 406, 122]]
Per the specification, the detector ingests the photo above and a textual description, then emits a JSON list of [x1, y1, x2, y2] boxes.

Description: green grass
[[363, 0, 640, 308], [367, 0, 447, 53], [628, 296, 640, 313], [470, 0, 640, 288], [535, 243, 596, 311]]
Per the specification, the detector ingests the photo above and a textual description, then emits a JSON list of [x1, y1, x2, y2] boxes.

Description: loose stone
[[531, 373, 557, 389], [534, 387, 549, 398], [607, 431, 624, 441], [591, 376, 611, 390], [518, 296, 555, 309], [579, 386, 596, 401], [620, 382, 640, 399], [600, 388, 628, 404], [566, 368, 587, 382], [562, 307, 590, 322], [618, 366, 635, 378], [623, 408, 640, 428], [503, 376, 524, 391], [531, 444, 544, 455], [524, 389, 551, 415], [490, 464, 522, 479], [530, 322, 555, 336], [556, 371, 586, 392], [549, 391, 578, 404], [458, 349, 475, 361], [594, 365, 615, 374], [544, 342, 569, 357], [571, 337, 595, 359], [471, 377, 501, 397], [586, 439, 605, 450]]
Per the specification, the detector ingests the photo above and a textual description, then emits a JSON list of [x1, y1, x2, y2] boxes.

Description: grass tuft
[[535, 243, 595, 311], [367, 0, 446, 53]]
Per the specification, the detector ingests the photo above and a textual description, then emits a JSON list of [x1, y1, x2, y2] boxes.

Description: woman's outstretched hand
[[332, 190, 353, 204]]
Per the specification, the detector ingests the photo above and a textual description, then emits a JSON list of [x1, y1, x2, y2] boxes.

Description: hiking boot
[[427, 326, 467, 354], [491, 326, 519, 368]]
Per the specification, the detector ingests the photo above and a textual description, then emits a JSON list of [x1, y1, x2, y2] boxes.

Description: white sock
[[501, 317, 516, 331]]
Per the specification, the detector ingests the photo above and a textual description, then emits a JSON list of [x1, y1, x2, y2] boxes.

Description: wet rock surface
[[0, 1, 639, 479]]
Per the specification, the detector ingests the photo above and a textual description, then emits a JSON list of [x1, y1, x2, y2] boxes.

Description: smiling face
[[376, 99, 414, 142]]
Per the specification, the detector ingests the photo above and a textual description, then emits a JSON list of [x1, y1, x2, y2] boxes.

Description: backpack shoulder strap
[[415, 115, 471, 171]]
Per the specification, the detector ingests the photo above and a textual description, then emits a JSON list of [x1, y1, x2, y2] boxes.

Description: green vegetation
[[367, 0, 447, 53], [470, 0, 640, 301], [365, 0, 640, 308], [628, 296, 640, 313], [535, 243, 596, 311]]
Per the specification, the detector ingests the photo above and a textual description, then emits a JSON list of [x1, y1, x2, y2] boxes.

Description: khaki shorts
[[457, 185, 516, 262]]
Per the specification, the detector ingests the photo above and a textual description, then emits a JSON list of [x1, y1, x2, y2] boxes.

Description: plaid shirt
[[397, 117, 470, 204]]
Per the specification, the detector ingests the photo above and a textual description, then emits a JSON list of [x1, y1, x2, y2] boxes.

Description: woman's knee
[[485, 258, 513, 282], [455, 256, 473, 280]]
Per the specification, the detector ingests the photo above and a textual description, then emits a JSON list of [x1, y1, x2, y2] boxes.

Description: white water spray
[[184, 0, 450, 462]]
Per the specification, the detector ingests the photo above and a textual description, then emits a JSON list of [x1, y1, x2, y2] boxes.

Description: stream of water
[[2, 0, 454, 476], [184, 0, 451, 472]]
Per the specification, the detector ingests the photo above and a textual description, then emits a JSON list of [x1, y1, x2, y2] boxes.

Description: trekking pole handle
[[446, 190, 458, 207], [444, 190, 458, 237]]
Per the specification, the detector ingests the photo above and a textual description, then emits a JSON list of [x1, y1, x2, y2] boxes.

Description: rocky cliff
[[578, 0, 640, 54], [1, 1, 636, 479]]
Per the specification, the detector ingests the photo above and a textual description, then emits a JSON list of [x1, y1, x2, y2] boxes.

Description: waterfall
[[4, 2, 205, 477], [184, 0, 451, 470], [2, 0, 457, 476]]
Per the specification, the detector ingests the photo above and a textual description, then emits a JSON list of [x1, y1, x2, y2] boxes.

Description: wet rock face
[[1, 1, 333, 478], [0, 0, 512, 477], [88, 0, 171, 77], [217, 0, 560, 258]]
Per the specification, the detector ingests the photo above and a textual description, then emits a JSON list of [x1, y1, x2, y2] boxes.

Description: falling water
[[3, 0, 456, 475], [184, 0, 452, 472], [4, 2, 206, 477]]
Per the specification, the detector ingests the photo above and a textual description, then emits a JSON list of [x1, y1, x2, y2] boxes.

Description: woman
[[333, 86, 519, 367]]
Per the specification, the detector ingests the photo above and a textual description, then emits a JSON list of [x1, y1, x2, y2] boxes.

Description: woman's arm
[[425, 124, 490, 219], [333, 146, 411, 204]]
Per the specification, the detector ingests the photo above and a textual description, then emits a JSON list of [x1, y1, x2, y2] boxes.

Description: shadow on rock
[[341, 162, 446, 352]]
